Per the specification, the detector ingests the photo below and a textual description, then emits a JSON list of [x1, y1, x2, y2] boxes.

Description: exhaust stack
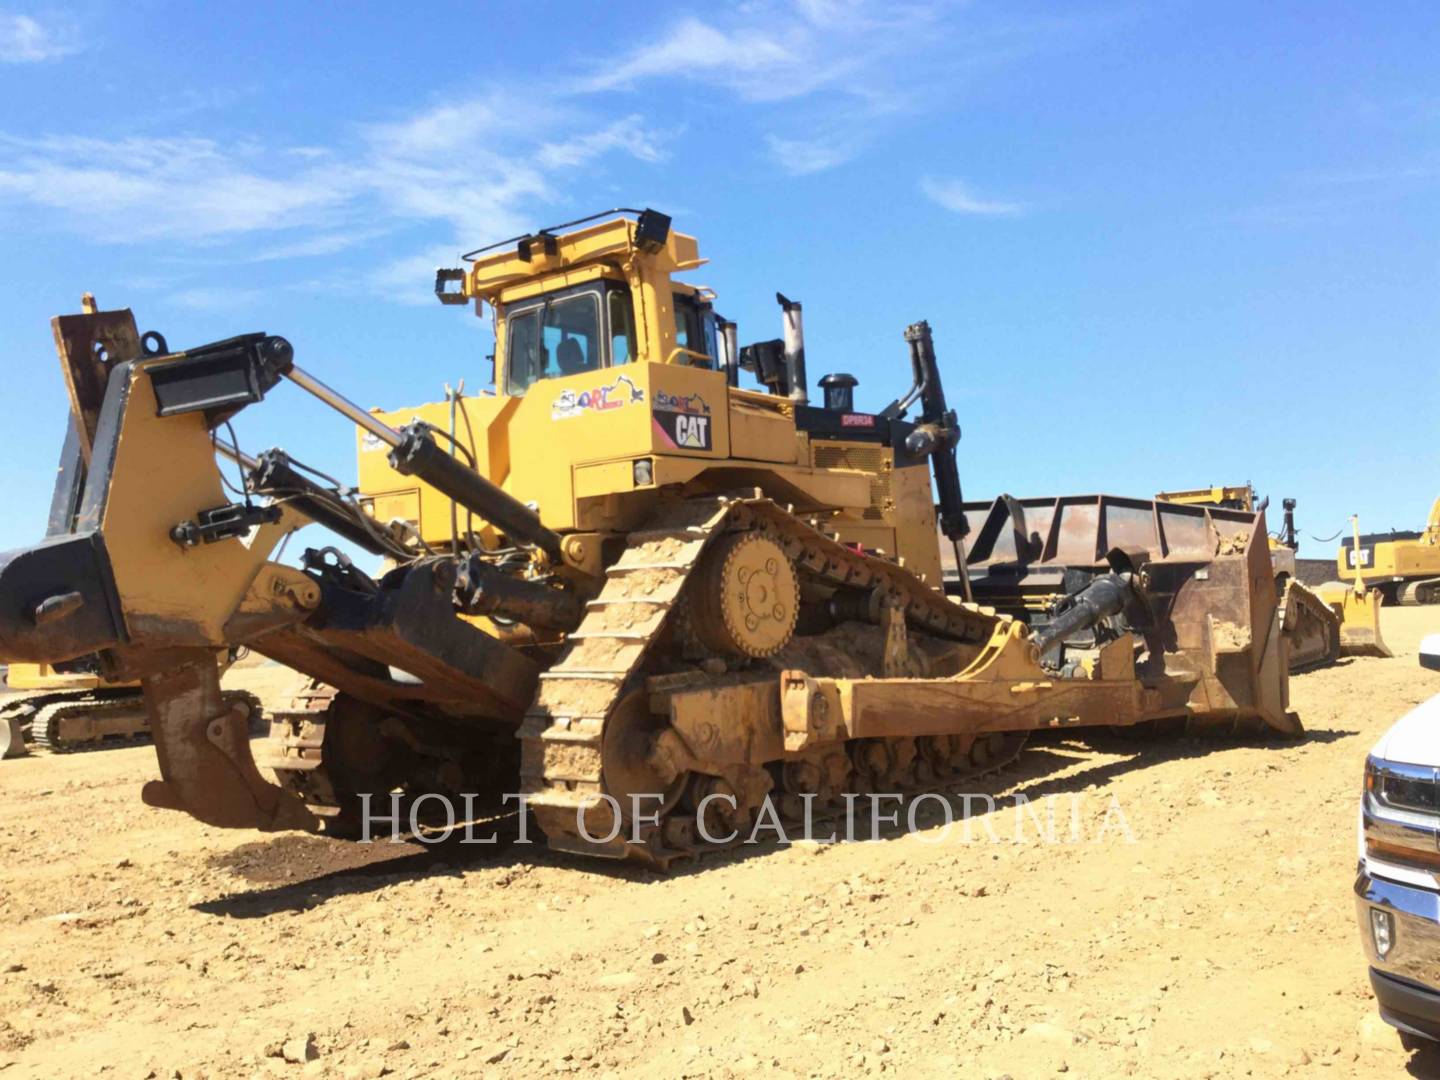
[[718, 318, 739, 387], [776, 293, 808, 404]]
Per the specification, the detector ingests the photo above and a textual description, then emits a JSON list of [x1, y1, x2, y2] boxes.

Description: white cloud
[[537, 116, 663, 169], [0, 98, 666, 269], [766, 133, 856, 176], [354, 101, 664, 248], [590, 3, 1105, 177], [0, 2, 1069, 297], [246, 230, 380, 262], [583, 17, 808, 101], [366, 246, 465, 306], [0, 135, 346, 240], [583, 3, 941, 171], [0, 13, 79, 62], [366, 93, 562, 158], [920, 175, 1023, 217]]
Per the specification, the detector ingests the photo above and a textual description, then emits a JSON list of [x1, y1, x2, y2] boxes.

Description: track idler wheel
[[689, 531, 799, 659], [601, 691, 689, 827]]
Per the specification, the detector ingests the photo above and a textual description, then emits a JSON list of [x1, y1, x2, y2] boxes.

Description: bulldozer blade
[[1279, 580, 1342, 673], [1314, 581, 1392, 659], [1, 712, 28, 758], [960, 493, 1298, 735], [140, 654, 317, 831]]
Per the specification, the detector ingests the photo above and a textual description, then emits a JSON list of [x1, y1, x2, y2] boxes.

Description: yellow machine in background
[[1, 662, 141, 758], [1, 655, 250, 759], [1156, 485, 1390, 665], [1341, 498, 1440, 605], [0, 211, 1298, 865]]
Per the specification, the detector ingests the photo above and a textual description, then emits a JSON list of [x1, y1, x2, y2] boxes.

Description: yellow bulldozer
[[1154, 485, 1389, 664], [0, 211, 1299, 865], [1341, 498, 1440, 606]]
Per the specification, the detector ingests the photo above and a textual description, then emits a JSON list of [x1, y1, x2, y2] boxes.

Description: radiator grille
[[812, 445, 892, 520]]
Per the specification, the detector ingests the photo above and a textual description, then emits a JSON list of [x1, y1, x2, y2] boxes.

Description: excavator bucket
[[1313, 581, 1392, 659]]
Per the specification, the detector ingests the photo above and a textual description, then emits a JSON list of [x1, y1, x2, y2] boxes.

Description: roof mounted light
[[434, 268, 468, 306], [516, 233, 558, 262], [633, 209, 671, 254]]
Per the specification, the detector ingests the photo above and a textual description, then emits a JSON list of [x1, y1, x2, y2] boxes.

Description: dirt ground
[[2, 609, 1439, 1079]]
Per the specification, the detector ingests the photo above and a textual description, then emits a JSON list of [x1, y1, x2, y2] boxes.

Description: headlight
[[1366, 757, 1440, 813]]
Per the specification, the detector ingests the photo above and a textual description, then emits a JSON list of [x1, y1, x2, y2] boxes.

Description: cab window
[[609, 287, 636, 366], [673, 292, 713, 367], [505, 292, 602, 395], [673, 293, 699, 352]]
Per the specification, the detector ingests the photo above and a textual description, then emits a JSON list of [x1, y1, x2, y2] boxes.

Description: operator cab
[[503, 283, 718, 396], [503, 283, 637, 395], [443, 209, 722, 399]]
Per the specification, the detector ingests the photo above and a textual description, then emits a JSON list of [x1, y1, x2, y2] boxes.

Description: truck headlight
[[1371, 907, 1394, 958]]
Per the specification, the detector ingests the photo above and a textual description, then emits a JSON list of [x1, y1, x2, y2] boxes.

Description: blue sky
[[0, 1, 1436, 560]]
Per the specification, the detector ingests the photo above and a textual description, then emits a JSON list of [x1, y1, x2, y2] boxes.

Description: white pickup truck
[[1357, 680, 1440, 1045]]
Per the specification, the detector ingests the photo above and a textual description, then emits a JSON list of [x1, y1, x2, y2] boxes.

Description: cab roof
[[461, 211, 703, 306]]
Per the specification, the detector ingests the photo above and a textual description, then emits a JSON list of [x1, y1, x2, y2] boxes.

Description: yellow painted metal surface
[[99, 361, 305, 647], [1313, 581, 1392, 658], [464, 216, 704, 378], [891, 459, 943, 586], [573, 459, 637, 500], [4, 662, 106, 692], [729, 389, 799, 464], [1156, 485, 1256, 511], [349, 211, 951, 592]]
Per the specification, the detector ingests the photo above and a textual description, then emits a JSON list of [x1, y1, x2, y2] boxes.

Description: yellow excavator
[[2, 662, 146, 758], [1, 655, 252, 759], [1340, 498, 1440, 606], [1155, 485, 1390, 664], [0, 211, 1298, 865]]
